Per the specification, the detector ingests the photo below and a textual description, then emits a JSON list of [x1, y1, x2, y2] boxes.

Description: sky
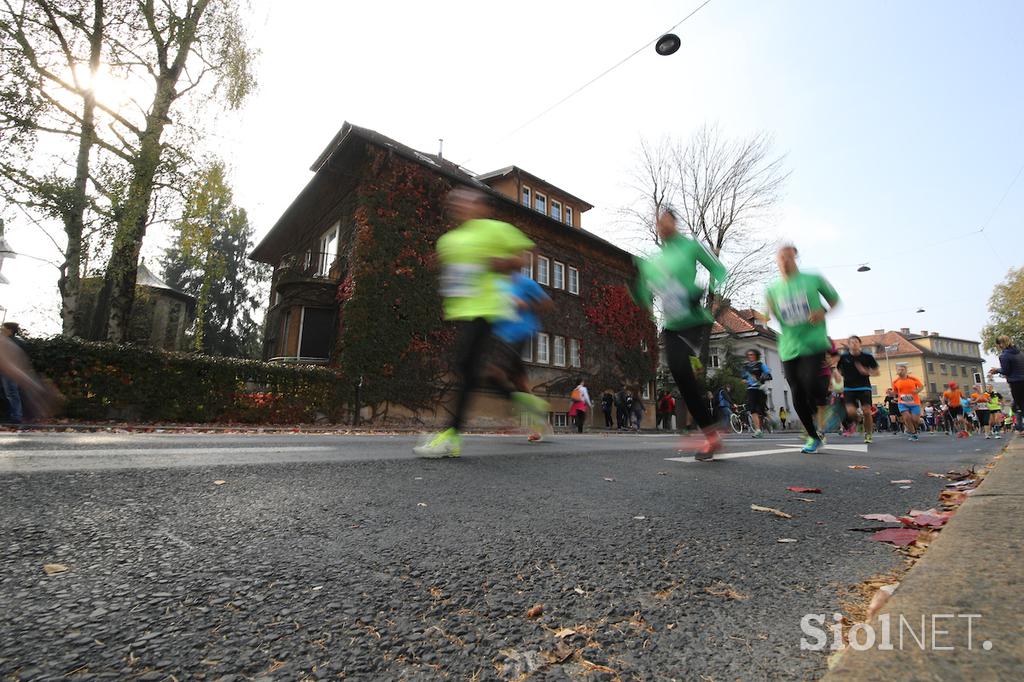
[[2, 0, 1022, 368]]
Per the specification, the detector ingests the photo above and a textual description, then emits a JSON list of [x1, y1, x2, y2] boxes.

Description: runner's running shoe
[[802, 437, 823, 454], [908, 434, 919, 442], [864, 432, 873, 444], [512, 391, 549, 418], [414, 428, 461, 458]]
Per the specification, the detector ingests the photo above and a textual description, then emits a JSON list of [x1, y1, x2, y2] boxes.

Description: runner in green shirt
[[415, 188, 542, 458], [631, 208, 727, 461], [764, 244, 840, 453]]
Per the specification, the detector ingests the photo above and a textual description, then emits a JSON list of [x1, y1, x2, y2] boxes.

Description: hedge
[[24, 337, 351, 424]]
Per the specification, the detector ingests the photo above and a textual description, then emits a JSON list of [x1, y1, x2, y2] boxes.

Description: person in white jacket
[[569, 379, 593, 433]]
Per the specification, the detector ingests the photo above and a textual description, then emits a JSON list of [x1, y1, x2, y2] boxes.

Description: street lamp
[[857, 264, 871, 272], [916, 308, 926, 313], [655, 34, 681, 56]]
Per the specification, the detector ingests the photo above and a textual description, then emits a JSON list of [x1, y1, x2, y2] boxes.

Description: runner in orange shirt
[[942, 381, 967, 436], [892, 364, 925, 441], [971, 388, 993, 439]]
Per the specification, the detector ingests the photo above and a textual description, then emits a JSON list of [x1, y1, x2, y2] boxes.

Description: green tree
[[981, 266, 1024, 352], [0, 0, 256, 340], [162, 161, 267, 358]]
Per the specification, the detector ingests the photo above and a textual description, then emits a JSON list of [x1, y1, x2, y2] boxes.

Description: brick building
[[249, 122, 655, 427]]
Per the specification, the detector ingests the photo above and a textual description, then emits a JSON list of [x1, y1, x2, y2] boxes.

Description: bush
[[24, 337, 351, 424]]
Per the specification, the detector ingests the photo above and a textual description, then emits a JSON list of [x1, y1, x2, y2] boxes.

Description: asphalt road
[[0, 430, 1004, 681]]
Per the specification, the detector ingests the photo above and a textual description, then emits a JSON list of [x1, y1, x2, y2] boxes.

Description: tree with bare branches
[[622, 125, 789, 360], [0, 0, 256, 340]]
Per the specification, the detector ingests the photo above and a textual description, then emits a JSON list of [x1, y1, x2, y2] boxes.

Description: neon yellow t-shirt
[[436, 218, 534, 321]]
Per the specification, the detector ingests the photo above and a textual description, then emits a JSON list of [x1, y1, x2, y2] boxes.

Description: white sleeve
[[582, 386, 592, 406]]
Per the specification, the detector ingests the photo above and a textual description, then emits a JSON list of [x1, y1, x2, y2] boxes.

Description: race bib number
[[899, 394, 915, 404], [655, 279, 694, 320], [776, 293, 811, 325], [439, 264, 483, 298]]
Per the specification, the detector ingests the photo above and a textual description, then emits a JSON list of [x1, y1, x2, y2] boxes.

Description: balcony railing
[[275, 251, 340, 281]]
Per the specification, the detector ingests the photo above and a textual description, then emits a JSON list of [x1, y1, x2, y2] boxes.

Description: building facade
[[854, 329, 985, 402], [250, 122, 656, 427], [708, 306, 788, 412]]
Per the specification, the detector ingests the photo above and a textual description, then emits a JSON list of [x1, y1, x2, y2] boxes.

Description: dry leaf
[[889, 479, 914, 484], [861, 513, 900, 523], [554, 628, 576, 639], [416, 502, 428, 507], [633, 515, 646, 520], [777, 538, 798, 543], [868, 528, 920, 546], [543, 639, 574, 664], [899, 486, 912, 490], [603, 477, 615, 482], [847, 465, 869, 470], [526, 604, 544, 619], [926, 472, 947, 479], [573, 586, 585, 595], [751, 504, 792, 519], [786, 486, 822, 493], [704, 581, 749, 600], [657, 471, 669, 476], [796, 497, 816, 503], [213, 480, 226, 485], [43, 563, 68, 575]]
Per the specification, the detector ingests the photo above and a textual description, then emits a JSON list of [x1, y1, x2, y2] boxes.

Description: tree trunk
[[59, 0, 104, 338]]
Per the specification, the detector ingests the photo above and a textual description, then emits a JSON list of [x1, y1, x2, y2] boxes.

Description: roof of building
[[475, 165, 594, 211], [252, 122, 625, 264], [136, 261, 196, 302], [711, 305, 778, 340], [855, 331, 924, 357]]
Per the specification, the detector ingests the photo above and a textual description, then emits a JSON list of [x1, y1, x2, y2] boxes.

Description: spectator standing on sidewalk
[[657, 390, 676, 430], [1, 322, 27, 424], [600, 390, 614, 429], [631, 390, 645, 431], [989, 335, 1024, 432], [717, 385, 734, 428], [614, 385, 630, 430], [568, 378, 592, 433], [778, 405, 789, 430]]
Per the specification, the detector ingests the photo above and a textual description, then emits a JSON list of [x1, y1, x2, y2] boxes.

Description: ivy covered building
[[250, 123, 656, 427]]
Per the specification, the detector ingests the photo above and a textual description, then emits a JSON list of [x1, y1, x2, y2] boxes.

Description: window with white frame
[[569, 338, 581, 368], [710, 353, 721, 369], [550, 412, 568, 428], [565, 206, 573, 226], [642, 383, 651, 400], [567, 266, 579, 295], [551, 200, 562, 222], [521, 252, 533, 279], [317, 221, 341, 276], [552, 261, 565, 290], [521, 185, 531, 207], [536, 256, 550, 285], [553, 335, 566, 366], [520, 338, 533, 362], [535, 192, 547, 215], [536, 332, 550, 364]]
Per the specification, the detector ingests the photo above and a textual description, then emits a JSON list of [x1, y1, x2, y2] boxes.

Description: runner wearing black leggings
[[631, 209, 728, 461], [764, 244, 840, 454]]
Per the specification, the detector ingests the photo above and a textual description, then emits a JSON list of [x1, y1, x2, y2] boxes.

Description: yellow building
[[854, 329, 985, 403]]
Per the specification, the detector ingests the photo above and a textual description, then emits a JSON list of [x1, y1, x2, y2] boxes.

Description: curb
[[824, 435, 1024, 681]]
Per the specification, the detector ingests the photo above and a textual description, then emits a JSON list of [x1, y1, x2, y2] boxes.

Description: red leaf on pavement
[[786, 487, 822, 494], [848, 465, 869, 470], [869, 528, 920, 546], [913, 514, 949, 528], [926, 472, 947, 479], [861, 513, 900, 524]]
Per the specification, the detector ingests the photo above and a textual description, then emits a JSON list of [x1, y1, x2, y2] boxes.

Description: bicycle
[[729, 403, 774, 435]]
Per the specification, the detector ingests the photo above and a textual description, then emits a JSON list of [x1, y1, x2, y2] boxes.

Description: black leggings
[[450, 318, 492, 431], [663, 329, 714, 429], [1010, 382, 1024, 430], [783, 353, 823, 440]]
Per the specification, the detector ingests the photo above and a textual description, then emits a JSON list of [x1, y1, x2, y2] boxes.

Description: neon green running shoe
[[512, 392, 550, 418], [414, 428, 461, 458]]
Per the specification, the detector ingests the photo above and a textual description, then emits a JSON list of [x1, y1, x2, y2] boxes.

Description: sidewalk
[[825, 434, 1024, 681]]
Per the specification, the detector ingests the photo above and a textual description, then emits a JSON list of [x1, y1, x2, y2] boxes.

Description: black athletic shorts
[[843, 390, 872, 408], [977, 409, 990, 426], [488, 339, 526, 382], [746, 387, 767, 415], [948, 405, 963, 417]]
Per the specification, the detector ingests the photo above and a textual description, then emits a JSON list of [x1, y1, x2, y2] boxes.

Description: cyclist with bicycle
[[741, 349, 773, 438]]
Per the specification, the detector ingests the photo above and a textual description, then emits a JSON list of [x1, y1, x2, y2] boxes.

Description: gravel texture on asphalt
[[0, 434, 998, 680]]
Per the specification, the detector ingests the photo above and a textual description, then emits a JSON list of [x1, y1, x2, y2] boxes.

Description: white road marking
[[777, 443, 870, 453], [665, 440, 869, 462], [0, 446, 340, 458]]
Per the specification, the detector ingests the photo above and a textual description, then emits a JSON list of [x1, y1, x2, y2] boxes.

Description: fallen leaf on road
[[861, 514, 901, 524], [777, 538, 798, 543], [633, 516, 646, 520], [573, 586, 585, 595], [603, 477, 615, 482], [899, 514, 948, 528], [43, 563, 68, 575], [890, 480, 914, 484], [526, 604, 544, 619], [751, 504, 792, 519], [946, 480, 974, 489], [868, 528, 920, 546], [786, 487, 822, 493], [899, 486, 913, 489], [312, 585, 323, 591], [939, 490, 967, 506], [542, 639, 574, 664], [414, 476, 423, 480], [657, 471, 669, 476], [554, 628, 576, 639], [847, 465, 869, 470], [416, 502, 427, 507], [796, 498, 816, 503], [213, 480, 226, 485], [926, 472, 947, 479], [705, 581, 749, 600]]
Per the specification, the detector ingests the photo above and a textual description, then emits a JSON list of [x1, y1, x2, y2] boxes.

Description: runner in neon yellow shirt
[[415, 188, 541, 458]]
